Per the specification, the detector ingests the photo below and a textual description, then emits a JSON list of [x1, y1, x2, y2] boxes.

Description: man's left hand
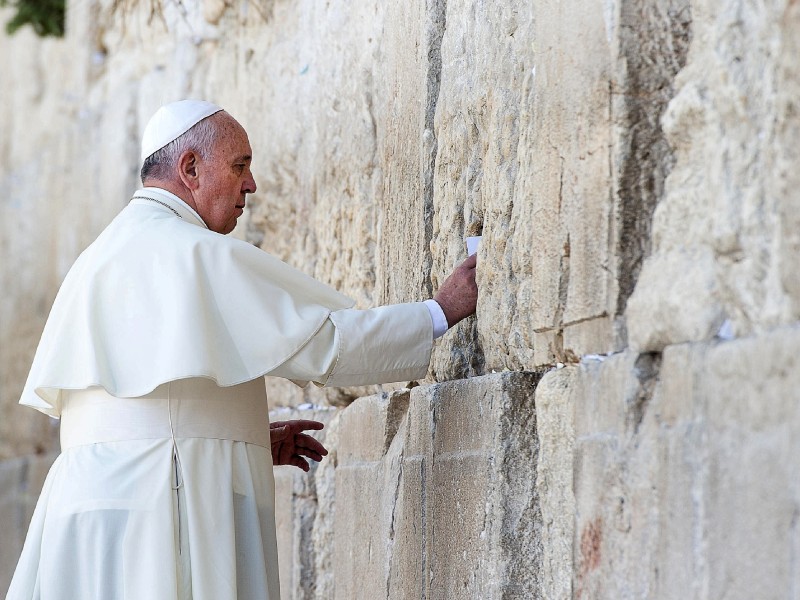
[[270, 419, 329, 471]]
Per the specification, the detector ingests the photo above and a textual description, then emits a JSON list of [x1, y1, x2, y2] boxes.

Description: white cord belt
[[59, 377, 271, 451]]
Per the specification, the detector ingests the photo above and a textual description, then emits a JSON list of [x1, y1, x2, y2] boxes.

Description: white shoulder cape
[[20, 189, 353, 417]]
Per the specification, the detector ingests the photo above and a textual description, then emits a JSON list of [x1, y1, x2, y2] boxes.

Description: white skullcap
[[141, 100, 223, 162]]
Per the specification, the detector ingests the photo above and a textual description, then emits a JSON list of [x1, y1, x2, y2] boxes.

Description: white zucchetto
[[141, 100, 223, 162]]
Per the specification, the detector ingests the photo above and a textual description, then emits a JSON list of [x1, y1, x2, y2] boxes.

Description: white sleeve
[[268, 302, 434, 387], [423, 299, 449, 338]]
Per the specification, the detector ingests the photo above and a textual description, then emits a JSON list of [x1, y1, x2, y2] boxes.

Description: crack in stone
[[629, 352, 662, 433], [385, 444, 405, 599]]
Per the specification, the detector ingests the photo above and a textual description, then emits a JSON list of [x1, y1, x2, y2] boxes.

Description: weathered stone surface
[[482, 0, 690, 370], [340, 372, 542, 599], [700, 325, 800, 599], [627, 247, 724, 352], [572, 350, 665, 599], [570, 325, 800, 599], [626, 0, 800, 349], [776, 2, 800, 318], [271, 374, 544, 599], [534, 368, 577, 600], [333, 391, 409, 600]]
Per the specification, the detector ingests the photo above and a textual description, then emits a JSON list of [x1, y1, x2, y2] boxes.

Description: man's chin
[[224, 219, 239, 235]]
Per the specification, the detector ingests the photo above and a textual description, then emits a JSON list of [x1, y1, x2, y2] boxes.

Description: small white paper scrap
[[716, 319, 735, 341], [466, 236, 482, 256], [582, 354, 606, 362]]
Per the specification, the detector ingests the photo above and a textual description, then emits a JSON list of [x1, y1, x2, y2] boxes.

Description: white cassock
[[7, 187, 437, 600]]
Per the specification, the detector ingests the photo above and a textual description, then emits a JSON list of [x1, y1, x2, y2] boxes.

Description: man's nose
[[244, 173, 257, 194]]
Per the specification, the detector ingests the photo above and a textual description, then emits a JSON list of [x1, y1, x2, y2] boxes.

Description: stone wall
[[275, 374, 543, 599], [2, 0, 799, 597]]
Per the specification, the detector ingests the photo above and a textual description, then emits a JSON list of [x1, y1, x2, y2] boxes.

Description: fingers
[[278, 438, 295, 466], [288, 420, 325, 431], [288, 455, 311, 472], [295, 447, 324, 462], [272, 442, 321, 471], [270, 419, 326, 444], [270, 419, 325, 431], [295, 432, 328, 458], [461, 253, 477, 269], [433, 252, 479, 327], [270, 427, 329, 471]]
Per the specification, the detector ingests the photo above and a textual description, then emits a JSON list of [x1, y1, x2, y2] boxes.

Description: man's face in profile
[[194, 114, 257, 235]]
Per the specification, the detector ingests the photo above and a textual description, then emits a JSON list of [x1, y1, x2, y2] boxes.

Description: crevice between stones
[[629, 351, 662, 434], [615, 0, 692, 316], [422, 0, 447, 299]]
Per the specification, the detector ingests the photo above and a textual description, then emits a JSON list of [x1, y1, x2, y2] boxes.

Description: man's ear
[[177, 150, 200, 190]]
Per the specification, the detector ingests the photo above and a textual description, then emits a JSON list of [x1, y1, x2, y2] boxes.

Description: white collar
[[130, 187, 209, 229]]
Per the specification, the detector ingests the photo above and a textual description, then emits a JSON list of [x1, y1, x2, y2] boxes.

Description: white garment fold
[[7, 379, 281, 600], [20, 188, 354, 416]]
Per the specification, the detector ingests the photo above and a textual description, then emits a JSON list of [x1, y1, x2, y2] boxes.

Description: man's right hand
[[433, 253, 478, 328], [270, 420, 328, 471]]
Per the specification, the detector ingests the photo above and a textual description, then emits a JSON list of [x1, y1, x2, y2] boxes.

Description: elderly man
[[6, 100, 477, 600]]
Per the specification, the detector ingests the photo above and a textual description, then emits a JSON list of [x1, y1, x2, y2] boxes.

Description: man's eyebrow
[[233, 154, 252, 163]]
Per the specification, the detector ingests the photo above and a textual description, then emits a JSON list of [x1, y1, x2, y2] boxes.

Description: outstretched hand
[[433, 253, 478, 328], [270, 419, 329, 472]]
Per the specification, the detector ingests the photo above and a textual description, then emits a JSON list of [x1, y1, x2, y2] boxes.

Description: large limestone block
[[626, 0, 800, 349], [423, 0, 541, 374], [269, 373, 543, 599], [700, 325, 800, 599], [333, 390, 410, 600], [612, 0, 692, 310], [775, 2, 800, 316], [375, 0, 438, 309], [534, 367, 577, 600], [393, 0, 691, 373], [572, 325, 800, 599], [386, 372, 542, 599], [572, 350, 668, 599]]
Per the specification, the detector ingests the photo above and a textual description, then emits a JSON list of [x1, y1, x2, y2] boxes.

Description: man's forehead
[[212, 115, 253, 155]]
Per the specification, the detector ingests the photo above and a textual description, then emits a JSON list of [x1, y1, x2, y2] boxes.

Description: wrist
[[424, 299, 449, 338]]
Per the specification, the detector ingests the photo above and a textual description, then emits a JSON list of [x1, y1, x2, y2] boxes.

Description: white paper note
[[466, 236, 482, 256]]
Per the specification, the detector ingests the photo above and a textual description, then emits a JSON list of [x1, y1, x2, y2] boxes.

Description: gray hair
[[140, 115, 220, 183]]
